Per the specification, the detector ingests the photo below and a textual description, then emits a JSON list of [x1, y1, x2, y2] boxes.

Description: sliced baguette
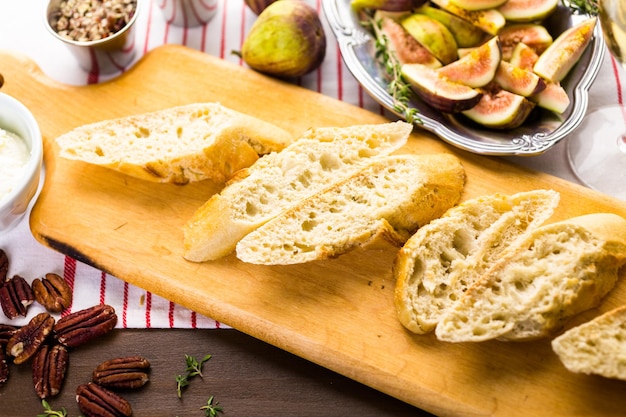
[[235, 153, 465, 265], [55, 102, 294, 184], [436, 213, 626, 342], [552, 305, 626, 380], [183, 121, 413, 262], [394, 190, 560, 334]]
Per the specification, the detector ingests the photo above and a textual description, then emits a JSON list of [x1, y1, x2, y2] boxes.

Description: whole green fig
[[241, 0, 326, 78]]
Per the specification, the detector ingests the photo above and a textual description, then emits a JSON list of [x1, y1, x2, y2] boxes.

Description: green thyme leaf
[[200, 396, 224, 417], [362, 13, 421, 125], [176, 354, 214, 398], [562, 0, 598, 15], [38, 400, 68, 417]]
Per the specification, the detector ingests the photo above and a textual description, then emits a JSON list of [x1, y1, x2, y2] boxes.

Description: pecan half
[[54, 304, 117, 348], [0, 323, 19, 345], [0, 249, 8, 283], [6, 312, 55, 365], [76, 382, 132, 417], [32, 273, 73, 313], [32, 343, 69, 398], [0, 275, 35, 319], [0, 348, 8, 386], [92, 356, 150, 390]]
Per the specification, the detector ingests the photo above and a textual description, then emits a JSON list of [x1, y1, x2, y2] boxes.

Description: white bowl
[[0, 92, 43, 232]]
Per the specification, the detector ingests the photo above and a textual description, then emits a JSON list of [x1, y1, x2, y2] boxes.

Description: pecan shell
[[54, 304, 117, 348], [92, 356, 150, 390], [0, 248, 8, 283], [0, 348, 8, 387], [0, 275, 35, 319], [0, 323, 19, 345], [32, 343, 69, 398], [32, 273, 73, 313], [76, 382, 132, 417], [6, 312, 55, 364]]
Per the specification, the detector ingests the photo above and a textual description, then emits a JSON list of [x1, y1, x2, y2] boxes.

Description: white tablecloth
[[0, 0, 624, 328]]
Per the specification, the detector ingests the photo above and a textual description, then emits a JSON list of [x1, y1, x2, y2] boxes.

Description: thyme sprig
[[562, 0, 598, 15], [37, 400, 68, 417], [363, 13, 421, 124], [176, 354, 213, 398], [200, 396, 224, 417]]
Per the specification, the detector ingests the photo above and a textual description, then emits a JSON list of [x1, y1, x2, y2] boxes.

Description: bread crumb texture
[[552, 305, 626, 380], [435, 213, 626, 342], [183, 121, 413, 261], [235, 153, 465, 265], [56, 102, 293, 184], [394, 190, 560, 334]]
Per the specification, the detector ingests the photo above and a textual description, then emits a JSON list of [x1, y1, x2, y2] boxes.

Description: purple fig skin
[[242, 0, 326, 78], [351, 0, 427, 11], [402, 64, 483, 113], [245, 0, 279, 15]]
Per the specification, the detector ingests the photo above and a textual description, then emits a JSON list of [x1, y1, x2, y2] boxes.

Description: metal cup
[[44, 0, 140, 74], [157, 0, 217, 27]]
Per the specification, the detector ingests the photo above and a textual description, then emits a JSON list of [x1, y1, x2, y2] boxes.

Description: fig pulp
[[497, 0, 558, 22], [509, 42, 569, 113], [241, 0, 326, 78], [402, 63, 483, 113], [533, 17, 597, 83], [437, 36, 501, 88], [497, 24, 553, 61], [494, 61, 546, 96], [462, 84, 535, 129], [377, 11, 442, 68]]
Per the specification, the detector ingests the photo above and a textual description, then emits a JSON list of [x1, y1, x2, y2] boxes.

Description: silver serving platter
[[322, 0, 605, 156]]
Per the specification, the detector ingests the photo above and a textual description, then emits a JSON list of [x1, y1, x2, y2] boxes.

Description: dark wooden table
[[1, 328, 432, 416]]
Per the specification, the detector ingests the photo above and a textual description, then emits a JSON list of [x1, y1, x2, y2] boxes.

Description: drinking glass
[[567, 0, 626, 200]]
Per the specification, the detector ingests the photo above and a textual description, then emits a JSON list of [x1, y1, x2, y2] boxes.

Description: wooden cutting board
[[3, 44, 626, 416]]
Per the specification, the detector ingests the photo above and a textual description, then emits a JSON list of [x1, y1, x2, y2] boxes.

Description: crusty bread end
[[56, 102, 294, 184]]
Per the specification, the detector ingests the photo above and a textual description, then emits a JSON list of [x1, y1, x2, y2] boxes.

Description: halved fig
[[437, 37, 501, 88], [351, 0, 426, 11], [497, 0, 558, 22], [401, 14, 459, 64], [533, 17, 597, 82], [508, 42, 539, 70], [449, 0, 507, 11], [462, 84, 535, 129], [529, 82, 570, 114], [415, 5, 486, 48], [494, 60, 546, 96], [430, 0, 506, 36], [376, 11, 442, 68], [498, 24, 553, 61], [402, 63, 483, 112]]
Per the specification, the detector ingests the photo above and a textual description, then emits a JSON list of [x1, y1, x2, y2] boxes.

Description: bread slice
[[235, 153, 465, 265], [394, 190, 560, 334], [436, 213, 626, 342], [183, 121, 413, 262], [552, 305, 626, 380], [55, 102, 294, 184]]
